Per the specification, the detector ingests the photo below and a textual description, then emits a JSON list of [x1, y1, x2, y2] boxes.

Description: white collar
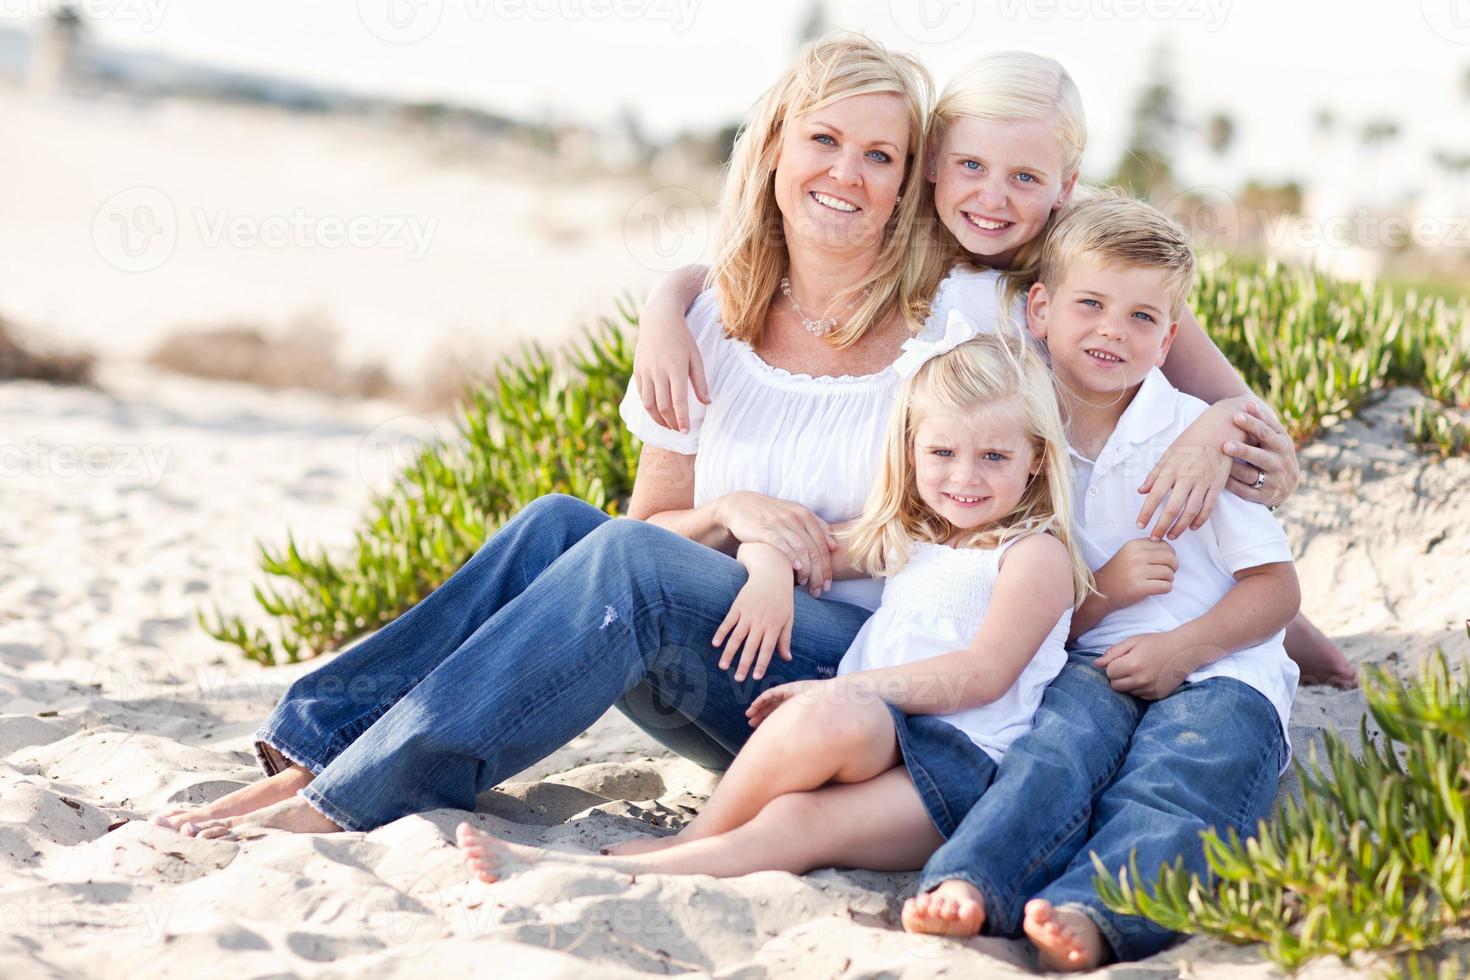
[[1066, 368, 1177, 465]]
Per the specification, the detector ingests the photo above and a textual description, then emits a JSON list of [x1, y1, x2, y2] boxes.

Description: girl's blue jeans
[[917, 650, 1286, 962], [254, 494, 872, 832]]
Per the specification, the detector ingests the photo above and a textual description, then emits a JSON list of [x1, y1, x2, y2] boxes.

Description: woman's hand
[[634, 267, 711, 433], [717, 491, 839, 596], [745, 678, 826, 727], [714, 545, 796, 682], [1222, 402, 1299, 508]]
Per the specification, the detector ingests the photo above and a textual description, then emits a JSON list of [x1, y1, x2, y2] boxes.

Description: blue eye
[[961, 159, 981, 171], [814, 134, 836, 146], [1080, 298, 1101, 309], [1016, 173, 1038, 184], [984, 451, 1006, 462], [1132, 311, 1156, 323], [867, 150, 893, 164], [932, 448, 954, 457]]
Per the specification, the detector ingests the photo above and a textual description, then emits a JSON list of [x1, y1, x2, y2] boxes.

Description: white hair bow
[[891, 309, 979, 379]]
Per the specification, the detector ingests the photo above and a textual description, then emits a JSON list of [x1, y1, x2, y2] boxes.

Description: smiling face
[[929, 115, 1078, 270], [1027, 255, 1181, 399], [909, 393, 1040, 538], [773, 92, 911, 255]]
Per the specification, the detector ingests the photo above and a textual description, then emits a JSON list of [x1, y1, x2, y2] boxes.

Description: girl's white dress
[[837, 536, 1072, 763]]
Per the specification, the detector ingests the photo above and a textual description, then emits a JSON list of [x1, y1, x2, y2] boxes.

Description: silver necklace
[[780, 275, 872, 337]]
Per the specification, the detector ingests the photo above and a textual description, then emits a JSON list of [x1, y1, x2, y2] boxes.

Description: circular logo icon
[[92, 186, 177, 273], [889, 0, 977, 44], [356, 415, 445, 495], [88, 643, 182, 728], [354, 867, 453, 958], [1422, 0, 1470, 43], [1158, 185, 1241, 274], [357, 0, 445, 44], [623, 186, 712, 273]]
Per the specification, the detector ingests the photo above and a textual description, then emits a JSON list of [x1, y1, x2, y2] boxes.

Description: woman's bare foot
[[154, 765, 313, 834], [1285, 615, 1358, 689], [901, 879, 986, 938], [188, 796, 342, 839], [600, 833, 680, 857], [1023, 899, 1109, 973], [456, 822, 550, 883]]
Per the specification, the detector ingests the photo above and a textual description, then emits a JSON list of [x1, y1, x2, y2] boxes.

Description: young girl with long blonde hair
[[458, 327, 1086, 882]]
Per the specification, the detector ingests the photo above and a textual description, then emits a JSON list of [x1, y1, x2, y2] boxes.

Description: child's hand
[[1135, 399, 1240, 539], [745, 679, 825, 727], [1094, 631, 1207, 700], [714, 550, 795, 682], [634, 268, 710, 433], [1095, 539, 1177, 611]]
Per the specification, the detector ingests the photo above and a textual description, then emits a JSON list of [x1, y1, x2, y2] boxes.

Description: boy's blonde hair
[[842, 332, 1092, 605], [928, 51, 1087, 288], [710, 31, 952, 347], [1038, 189, 1197, 319]]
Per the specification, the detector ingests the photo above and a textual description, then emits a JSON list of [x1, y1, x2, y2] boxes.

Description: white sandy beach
[[1, 359, 1466, 978]]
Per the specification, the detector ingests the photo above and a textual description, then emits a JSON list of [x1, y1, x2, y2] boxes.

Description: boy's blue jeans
[[918, 650, 1285, 962], [254, 494, 872, 831]]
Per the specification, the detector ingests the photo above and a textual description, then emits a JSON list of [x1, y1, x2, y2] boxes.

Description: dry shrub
[[0, 314, 94, 385], [147, 317, 393, 400]]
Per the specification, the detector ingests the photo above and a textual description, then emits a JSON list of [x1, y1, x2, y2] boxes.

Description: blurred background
[[2, 0, 1466, 405]]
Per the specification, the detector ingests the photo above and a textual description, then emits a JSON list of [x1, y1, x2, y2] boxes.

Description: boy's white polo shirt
[[1068, 368, 1299, 767]]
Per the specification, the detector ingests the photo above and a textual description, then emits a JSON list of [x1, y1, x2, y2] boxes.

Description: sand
[[1, 363, 1465, 978]]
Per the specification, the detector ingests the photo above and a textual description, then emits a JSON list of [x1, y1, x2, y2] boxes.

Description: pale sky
[[15, 0, 1470, 197]]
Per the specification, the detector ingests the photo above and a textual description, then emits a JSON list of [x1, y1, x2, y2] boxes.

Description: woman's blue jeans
[[254, 494, 872, 831], [918, 650, 1286, 962]]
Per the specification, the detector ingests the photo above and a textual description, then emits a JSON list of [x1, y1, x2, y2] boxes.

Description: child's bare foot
[[1286, 616, 1358, 689], [187, 796, 342, 839], [600, 833, 680, 857], [457, 822, 548, 883], [154, 765, 313, 833], [901, 879, 986, 938], [1023, 899, 1109, 973]]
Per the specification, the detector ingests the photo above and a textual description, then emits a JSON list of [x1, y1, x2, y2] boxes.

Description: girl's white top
[[619, 265, 1015, 612], [837, 536, 1072, 762]]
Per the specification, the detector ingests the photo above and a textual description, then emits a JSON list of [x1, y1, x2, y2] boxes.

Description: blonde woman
[[156, 33, 986, 838], [459, 329, 1087, 881]]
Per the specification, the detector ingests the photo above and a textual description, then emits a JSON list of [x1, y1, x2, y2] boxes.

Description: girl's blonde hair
[[710, 31, 953, 347], [842, 331, 1092, 605], [927, 51, 1088, 320]]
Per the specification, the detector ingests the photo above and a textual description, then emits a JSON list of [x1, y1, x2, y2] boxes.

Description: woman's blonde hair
[[927, 51, 1088, 320], [842, 331, 1092, 605], [710, 31, 952, 347]]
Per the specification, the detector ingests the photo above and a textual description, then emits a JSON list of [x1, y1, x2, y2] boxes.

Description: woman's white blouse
[[619, 265, 1011, 612]]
